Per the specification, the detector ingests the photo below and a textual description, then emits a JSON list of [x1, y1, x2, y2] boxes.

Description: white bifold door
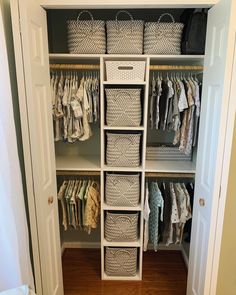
[[11, 0, 236, 294], [12, 0, 63, 294], [187, 0, 236, 294]]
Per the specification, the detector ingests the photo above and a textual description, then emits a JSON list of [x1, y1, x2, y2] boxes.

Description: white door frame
[[210, 5, 236, 292], [11, 0, 235, 294]]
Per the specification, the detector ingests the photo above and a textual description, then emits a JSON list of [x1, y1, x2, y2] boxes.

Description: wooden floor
[[62, 249, 187, 295]]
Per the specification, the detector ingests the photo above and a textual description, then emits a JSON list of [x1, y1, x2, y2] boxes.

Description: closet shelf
[[56, 155, 101, 171], [145, 160, 196, 174], [103, 164, 143, 172], [103, 272, 140, 281], [103, 239, 141, 247], [56, 170, 100, 176], [103, 81, 146, 85], [103, 204, 142, 211], [103, 126, 144, 131], [49, 53, 204, 61]]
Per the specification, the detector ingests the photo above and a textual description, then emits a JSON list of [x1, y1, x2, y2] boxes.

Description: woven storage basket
[[106, 61, 146, 81], [67, 10, 106, 54], [144, 13, 184, 54], [106, 10, 144, 54], [106, 133, 141, 167], [146, 146, 192, 161], [106, 173, 140, 207], [105, 212, 139, 242], [105, 247, 137, 277], [105, 88, 142, 127]]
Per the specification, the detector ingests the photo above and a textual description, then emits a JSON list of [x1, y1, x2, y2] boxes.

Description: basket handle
[[109, 215, 134, 225], [115, 10, 134, 33], [111, 249, 132, 258], [157, 13, 175, 23], [115, 10, 133, 21], [113, 91, 133, 102], [77, 10, 94, 21]]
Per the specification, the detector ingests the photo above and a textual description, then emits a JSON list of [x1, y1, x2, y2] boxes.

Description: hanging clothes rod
[[56, 170, 100, 176], [50, 63, 100, 70], [145, 172, 195, 178], [149, 65, 203, 71]]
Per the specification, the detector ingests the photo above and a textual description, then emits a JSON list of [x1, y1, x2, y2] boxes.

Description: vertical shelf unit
[[49, 53, 204, 281], [100, 55, 150, 280]]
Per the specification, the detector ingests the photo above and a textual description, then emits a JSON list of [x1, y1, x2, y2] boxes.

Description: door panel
[[16, 1, 63, 294], [187, 0, 235, 294]]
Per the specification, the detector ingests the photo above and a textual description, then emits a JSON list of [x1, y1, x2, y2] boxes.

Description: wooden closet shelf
[[150, 65, 203, 71], [56, 170, 100, 176], [145, 172, 195, 178], [50, 63, 100, 70]]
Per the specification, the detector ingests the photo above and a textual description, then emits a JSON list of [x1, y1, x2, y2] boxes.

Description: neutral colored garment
[[143, 183, 150, 251], [149, 182, 164, 251], [57, 179, 100, 233], [50, 71, 100, 143]]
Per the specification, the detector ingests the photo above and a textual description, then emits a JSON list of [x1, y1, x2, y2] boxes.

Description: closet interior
[[47, 7, 207, 281]]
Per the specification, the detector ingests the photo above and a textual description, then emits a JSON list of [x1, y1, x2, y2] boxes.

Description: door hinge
[[219, 185, 222, 199]]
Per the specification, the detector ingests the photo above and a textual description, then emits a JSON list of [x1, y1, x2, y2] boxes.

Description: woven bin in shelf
[[105, 88, 142, 127], [106, 173, 140, 207], [106, 133, 141, 167], [105, 212, 139, 242], [105, 247, 137, 277], [105, 61, 146, 81]]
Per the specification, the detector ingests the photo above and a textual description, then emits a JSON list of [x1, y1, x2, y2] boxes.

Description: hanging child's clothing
[[51, 71, 100, 143]]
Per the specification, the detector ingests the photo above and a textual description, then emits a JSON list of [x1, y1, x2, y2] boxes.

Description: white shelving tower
[[100, 55, 150, 280], [50, 53, 204, 281]]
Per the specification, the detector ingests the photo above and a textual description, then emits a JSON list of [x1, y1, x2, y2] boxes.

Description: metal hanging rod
[[56, 170, 101, 176], [50, 63, 100, 70], [145, 172, 195, 178], [149, 65, 203, 71]]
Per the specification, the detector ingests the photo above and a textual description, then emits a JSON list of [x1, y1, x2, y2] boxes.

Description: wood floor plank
[[62, 249, 187, 295]]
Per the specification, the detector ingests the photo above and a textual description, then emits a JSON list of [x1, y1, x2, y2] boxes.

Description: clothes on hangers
[[144, 180, 192, 251], [149, 72, 201, 155], [143, 182, 150, 252], [57, 178, 100, 233], [51, 70, 100, 143]]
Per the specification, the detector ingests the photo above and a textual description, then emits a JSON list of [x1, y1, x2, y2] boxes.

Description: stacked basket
[[103, 60, 146, 278]]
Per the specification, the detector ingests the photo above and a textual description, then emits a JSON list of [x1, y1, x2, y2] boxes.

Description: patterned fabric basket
[[105, 212, 139, 241], [106, 10, 144, 54], [105, 88, 142, 127], [106, 173, 140, 207], [146, 146, 192, 161], [106, 133, 141, 167], [105, 247, 137, 277], [106, 61, 146, 81], [144, 13, 184, 54], [67, 10, 106, 54]]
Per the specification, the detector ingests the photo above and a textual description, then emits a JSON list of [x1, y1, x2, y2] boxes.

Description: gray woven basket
[[144, 13, 184, 54], [105, 61, 146, 81], [106, 173, 140, 207], [106, 10, 144, 54], [67, 10, 106, 54], [105, 212, 139, 242], [106, 133, 141, 167], [105, 88, 142, 127], [105, 247, 137, 277]]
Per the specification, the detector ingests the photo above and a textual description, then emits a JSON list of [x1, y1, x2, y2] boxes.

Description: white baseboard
[[61, 241, 101, 255], [181, 245, 189, 268], [146, 243, 181, 251]]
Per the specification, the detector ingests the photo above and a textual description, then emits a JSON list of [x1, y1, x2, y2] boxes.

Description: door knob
[[48, 196, 54, 205], [199, 198, 205, 207]]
